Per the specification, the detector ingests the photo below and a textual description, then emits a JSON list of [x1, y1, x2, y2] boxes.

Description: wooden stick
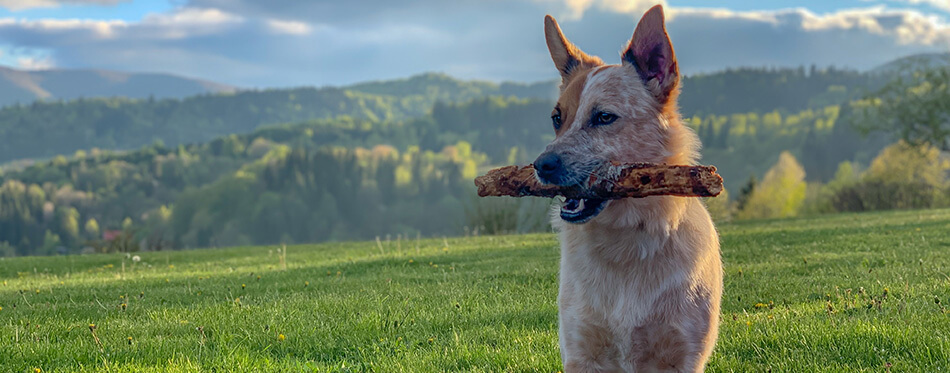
[[475, 163, 723, 199]]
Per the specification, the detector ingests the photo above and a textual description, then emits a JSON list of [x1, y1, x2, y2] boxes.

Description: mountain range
[[0, 52, 944, 255], [0, 52, 944, 168], [1, 52, 945, 109], [0, 66, 236, 107]]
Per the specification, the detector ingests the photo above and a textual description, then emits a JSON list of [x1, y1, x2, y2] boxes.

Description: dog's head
[[534, 5, 698, 224]]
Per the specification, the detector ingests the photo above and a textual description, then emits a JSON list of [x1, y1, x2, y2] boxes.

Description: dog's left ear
[[622, 5, 678, 104]]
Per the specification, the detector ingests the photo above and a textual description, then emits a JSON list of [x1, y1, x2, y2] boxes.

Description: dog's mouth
[[560, 198, 608, 224]]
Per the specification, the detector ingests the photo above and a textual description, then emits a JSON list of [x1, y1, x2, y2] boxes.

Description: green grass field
[[3, 209, 950, 372]]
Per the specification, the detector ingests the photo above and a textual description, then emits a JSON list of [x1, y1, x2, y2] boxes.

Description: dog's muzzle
[[533, 152, 609, 224]]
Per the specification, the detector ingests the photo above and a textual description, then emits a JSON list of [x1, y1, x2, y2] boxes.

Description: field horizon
[[3, 208, 950, 371]]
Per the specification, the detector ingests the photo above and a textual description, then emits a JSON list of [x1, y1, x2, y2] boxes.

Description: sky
[[0, 0, 948, 88]]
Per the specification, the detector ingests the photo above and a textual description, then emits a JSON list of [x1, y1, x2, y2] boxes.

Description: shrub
[[737, 152, 807, 219], [465, 196, 551, 235], [829, 142, 949, 212], [704, 188, 733, 222]]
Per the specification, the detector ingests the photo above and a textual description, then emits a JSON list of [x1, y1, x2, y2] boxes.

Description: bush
[[465, 196, 551, 235], [0, 241, 15, 257], [704, 189, 733, 222], [737, 151, 807, 219], [829, 142, 949, 212], [833, 181, 940, 212]]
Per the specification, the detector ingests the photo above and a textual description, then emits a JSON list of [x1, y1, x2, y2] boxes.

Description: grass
[[2, 209, 950, 372]]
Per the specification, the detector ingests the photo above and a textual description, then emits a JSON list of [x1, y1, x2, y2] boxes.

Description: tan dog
[[532, 5, 722, 372]]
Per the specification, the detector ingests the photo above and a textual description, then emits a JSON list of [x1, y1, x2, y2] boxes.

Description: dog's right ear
[[545, 15, 601, 84]]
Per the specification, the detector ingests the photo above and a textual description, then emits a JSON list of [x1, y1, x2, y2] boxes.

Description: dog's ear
[[622, 5, 678, 104], [545, 15, 601, 84]]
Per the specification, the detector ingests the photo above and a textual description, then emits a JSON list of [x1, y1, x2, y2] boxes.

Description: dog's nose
[[534, 152, 563, 183]]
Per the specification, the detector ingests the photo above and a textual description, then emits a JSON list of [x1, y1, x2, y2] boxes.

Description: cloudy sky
[[0, 0, 948, 87]]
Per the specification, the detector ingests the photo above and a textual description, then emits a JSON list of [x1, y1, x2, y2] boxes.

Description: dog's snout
[[534, 152, 563, 184], [536, 152, 562, 173]]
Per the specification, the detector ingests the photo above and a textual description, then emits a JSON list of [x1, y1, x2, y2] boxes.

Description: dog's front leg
[[559, 285, 622, 372]]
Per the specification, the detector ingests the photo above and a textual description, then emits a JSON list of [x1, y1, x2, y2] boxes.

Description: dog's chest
[[560, 229, 686, 329]]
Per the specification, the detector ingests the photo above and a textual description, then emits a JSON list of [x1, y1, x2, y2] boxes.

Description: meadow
[[2, 208, 950, 372]]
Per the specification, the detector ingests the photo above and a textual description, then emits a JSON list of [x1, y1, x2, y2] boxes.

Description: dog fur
[[536, 5, 722, 372]]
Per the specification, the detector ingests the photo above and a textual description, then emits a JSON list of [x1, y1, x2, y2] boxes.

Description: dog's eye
[[551, 113, 562, 130], [592, 111, 618, 126]]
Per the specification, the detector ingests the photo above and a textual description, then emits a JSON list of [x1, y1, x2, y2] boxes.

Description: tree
[[0, 241, 14, 257], [807, 161, 861, 214], [85, 218, 100, 239], [738, 152, 808, 219], [58, 207, 81, 244], [736, 175, 757, 211], [854, 65, 950, 150], [845, 141, 950, 210], [864, 141, 946, 187], [41, 230, 62, 256], [704, 189, 733, 222]]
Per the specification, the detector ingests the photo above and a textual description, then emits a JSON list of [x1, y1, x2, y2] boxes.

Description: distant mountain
[[872, 52, 950, 74], [678, 66, 889, 116], [347, 72, 558, 101], [0, 73, 558, 164], [0, 51, 931, 166], [0, 66, 236, 107]]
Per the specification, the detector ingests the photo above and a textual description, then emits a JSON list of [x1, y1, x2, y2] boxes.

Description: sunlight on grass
[[2, 210, 950, 371]]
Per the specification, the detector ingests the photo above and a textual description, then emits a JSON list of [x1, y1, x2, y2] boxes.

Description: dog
[[533, 5, 723, 372]]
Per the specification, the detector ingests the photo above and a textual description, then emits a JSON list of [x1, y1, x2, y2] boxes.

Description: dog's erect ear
[[545, 15, 601, 84], [622, 5, 678, 104]]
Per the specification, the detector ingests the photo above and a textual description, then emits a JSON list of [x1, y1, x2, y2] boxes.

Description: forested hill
[[0, 74, 554, 164], [0, 54, 942, 256], [679, 66, 881, 115], [346, 72, 558, 101], [0, 65, 899, 165], [0, 93, 892, 256]]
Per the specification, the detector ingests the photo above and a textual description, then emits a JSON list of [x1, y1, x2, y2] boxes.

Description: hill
[[1, 208, 948, 371], [871, 52, 950, 74], [0, 94, 900, 255], [0, 57, 915, 167], [0, 54, 938, 255], [0, 53, 928, 166], [0, 96, 558, 254], [679, 66, 881, 115], [0, 73, 558, 164], [0, 66, 236, 107], [347, 72, 557, 101]]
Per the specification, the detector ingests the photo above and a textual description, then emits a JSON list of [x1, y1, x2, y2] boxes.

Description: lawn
[[2, 209, 950, 372]]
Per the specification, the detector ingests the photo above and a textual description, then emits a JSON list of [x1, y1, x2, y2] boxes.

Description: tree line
[[0, 73, 555, 164], [0, 63, 945, 256], [0, 66, 892, 165]]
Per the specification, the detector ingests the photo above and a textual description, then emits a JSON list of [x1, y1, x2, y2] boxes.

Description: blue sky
[[0, 0, 947, 87], [672, 0, 944, 13], [2, 1, 942, 22], [0, 0, 172, 20]]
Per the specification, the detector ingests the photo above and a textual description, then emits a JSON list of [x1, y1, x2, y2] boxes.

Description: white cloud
[[0, 1, 947, 87], [0, 17, 126, 39], [670, 6, 950, 47], [0, 7, 242, 41], [138, 8, 243, 39], [17, 56, 54, 69], [534, 0, 665, 20], [265, 19, 311, 35], [0, 0, 125, 11], [870, 0, 950, 13], [141, 7, 242, 27]]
